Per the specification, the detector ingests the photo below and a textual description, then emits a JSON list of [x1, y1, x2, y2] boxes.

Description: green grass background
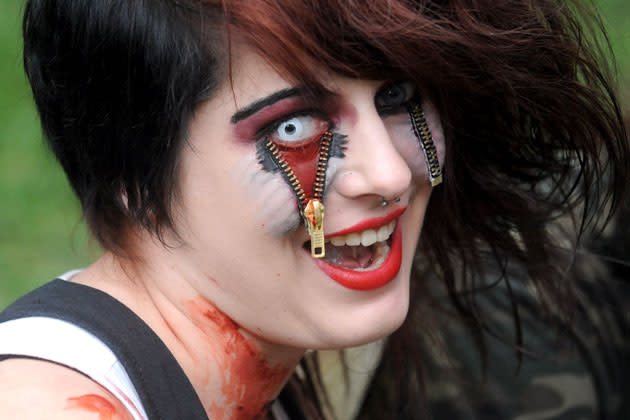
[[1, 1, 629, 308]]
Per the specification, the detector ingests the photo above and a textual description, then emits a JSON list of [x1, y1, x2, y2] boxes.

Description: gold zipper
[[312, 131, 333, 200], [264, 139, 307, 206], [303, 199, 325, 258], [409, 101, 443, 186], [263, 131, 334, 258]]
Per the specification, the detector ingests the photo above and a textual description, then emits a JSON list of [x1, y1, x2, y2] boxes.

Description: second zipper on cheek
[[408, 100, 443, 187], [262, 131, 333, 258]]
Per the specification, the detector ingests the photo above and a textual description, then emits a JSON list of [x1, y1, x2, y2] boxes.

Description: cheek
[[324, 156, 344, 195], [422, 99, 446, 167], [233, 154, 301, 236], [387, 117, 427, 178], [386, 99, 446, 182]]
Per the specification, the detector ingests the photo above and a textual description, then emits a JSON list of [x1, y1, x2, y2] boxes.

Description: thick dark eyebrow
[[230, 87, 303, 124]]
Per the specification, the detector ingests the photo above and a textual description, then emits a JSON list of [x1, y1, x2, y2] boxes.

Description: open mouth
[[303, 220, 395, 271], [304, 208, 406, 291]]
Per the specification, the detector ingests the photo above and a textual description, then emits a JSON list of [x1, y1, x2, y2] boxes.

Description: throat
[[179, 296, 297, 420]]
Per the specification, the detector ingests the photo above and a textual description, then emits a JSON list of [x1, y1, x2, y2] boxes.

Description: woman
[[0, 0, 627, 419]]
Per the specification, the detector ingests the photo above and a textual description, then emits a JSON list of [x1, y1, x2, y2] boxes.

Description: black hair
[[23, 0, 224, 251]]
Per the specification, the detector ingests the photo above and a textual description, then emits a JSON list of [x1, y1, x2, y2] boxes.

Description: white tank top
[[0, 315, 149, 420], [0, 271, 293, 420]]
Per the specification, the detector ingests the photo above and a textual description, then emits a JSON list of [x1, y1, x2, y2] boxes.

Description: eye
[[270, 114, 329, 147], [375, 81, 415, 115]]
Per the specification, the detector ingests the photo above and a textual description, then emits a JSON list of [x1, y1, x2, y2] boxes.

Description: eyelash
[[254, 81, 414, 144], [375, 81, 417, 117]]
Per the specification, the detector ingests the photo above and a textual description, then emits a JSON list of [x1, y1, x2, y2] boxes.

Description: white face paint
[[235, 132, 347, 237], [383, 97, 445, 184], [420, 98, 446, 169], [324, 155, 344, 196], [234, 154, 301, 236]]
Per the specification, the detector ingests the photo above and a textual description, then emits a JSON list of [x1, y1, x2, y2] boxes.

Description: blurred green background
[[1, 1, 629, 308]]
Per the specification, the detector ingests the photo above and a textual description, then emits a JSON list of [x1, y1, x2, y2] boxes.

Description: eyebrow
[[230, 87, 303, 124]]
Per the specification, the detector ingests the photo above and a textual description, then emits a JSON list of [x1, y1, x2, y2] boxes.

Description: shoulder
[[0, 358, 135, 419]]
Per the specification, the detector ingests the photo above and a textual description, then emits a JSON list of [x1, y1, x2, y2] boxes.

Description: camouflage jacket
[[422, 265, 629, 420]]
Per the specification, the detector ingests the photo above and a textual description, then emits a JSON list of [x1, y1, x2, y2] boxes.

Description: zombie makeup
[[308, 82, 444, 290], [407, 99, 443, 186], [184, 297, 292, 420], [377, 81, 445, 185], [233, 154, 301, 235], [257, 131, 347, 257], [231, 80, 442, 268], [232, 90, 347, 258]]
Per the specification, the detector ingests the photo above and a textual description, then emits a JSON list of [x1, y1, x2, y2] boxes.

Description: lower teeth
[[319, 240, 391, 271], [351, 242, 390, 271]]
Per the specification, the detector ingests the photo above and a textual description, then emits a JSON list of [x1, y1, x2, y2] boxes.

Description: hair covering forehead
[[220, 0, 432, 90]]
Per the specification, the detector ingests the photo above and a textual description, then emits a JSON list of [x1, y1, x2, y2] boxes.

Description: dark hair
[[23, 0, 629, 419], [23, 0, 226, 251]]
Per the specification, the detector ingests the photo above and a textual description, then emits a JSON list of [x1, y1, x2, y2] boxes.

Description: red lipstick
[[314, 210, 405, 291]]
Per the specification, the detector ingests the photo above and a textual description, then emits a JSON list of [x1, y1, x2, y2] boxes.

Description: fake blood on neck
[[184, 297, 292, 420]]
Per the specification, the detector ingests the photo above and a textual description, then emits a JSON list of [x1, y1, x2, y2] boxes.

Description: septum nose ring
[[381, 196, 401, 207]]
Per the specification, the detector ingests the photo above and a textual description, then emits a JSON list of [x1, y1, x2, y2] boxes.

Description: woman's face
[[172, 44, 445, 349]]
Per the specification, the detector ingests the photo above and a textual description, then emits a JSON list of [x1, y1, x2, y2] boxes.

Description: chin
[[309, 268, 412, 351]]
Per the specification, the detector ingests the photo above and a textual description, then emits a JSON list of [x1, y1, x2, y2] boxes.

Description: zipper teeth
[[312, 131, 333, 200], [264, 139, 307, 208], [409, 103, 441, 178], [410, 103, 432, 139], [264, 130, 334, 211]]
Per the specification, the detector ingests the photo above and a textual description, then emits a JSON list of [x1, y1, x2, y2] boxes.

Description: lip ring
[[313, 221, 403, 291]]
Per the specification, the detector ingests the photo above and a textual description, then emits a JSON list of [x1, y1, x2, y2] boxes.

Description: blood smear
[[184, 297, 291, 420], [65, 394, 132, 420]]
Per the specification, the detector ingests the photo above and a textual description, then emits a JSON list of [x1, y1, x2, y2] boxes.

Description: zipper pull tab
[[304, 199, 325, 258]]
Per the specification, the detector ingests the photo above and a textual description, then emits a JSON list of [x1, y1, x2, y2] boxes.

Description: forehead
[[208, 41, 386, 126], [222, 44, 295, 110], [220, 41, 358, 110]]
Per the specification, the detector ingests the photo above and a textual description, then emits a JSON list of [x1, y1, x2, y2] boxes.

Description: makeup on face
[[233, 154, 302, 235], [231, 88, 310, 141], [232, 90, 346, 258], [316, 86, 443, 290], [381, 98, 445, 184], [408, 100, 443, 186], [375, 80, 444, 185], [231, 80, 444, 290]]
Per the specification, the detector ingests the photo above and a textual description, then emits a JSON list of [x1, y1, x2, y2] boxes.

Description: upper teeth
[[327, 220, 396, 247]]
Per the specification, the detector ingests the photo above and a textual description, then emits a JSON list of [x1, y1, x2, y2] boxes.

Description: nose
[[333, 106, 412, 203]]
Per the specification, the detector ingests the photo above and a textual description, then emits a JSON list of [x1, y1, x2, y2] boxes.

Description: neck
[[76, 252, 304, 420], [168, 295, 299, 419]]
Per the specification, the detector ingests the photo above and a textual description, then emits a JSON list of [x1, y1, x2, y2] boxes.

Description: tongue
[[323, 243, 374, 269]]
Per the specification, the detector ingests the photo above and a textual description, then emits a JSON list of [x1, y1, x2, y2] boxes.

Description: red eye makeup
[[231, 88, 347, 258]]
